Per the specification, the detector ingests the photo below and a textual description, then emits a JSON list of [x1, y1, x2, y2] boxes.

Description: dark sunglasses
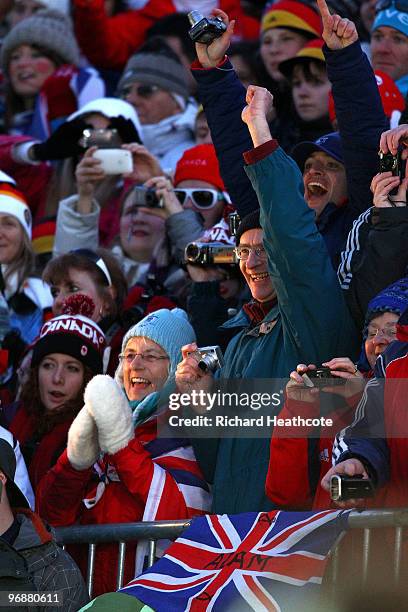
[[375, 0, 408, 12], [122, 84, 161, 98], [174, 188, 230, 210]]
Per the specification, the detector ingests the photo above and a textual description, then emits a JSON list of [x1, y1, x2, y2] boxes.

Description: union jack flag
[[121, 509, 349, 611]]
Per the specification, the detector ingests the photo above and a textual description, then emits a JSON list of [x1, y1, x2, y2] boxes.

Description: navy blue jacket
[[192, 41, 387, 268]]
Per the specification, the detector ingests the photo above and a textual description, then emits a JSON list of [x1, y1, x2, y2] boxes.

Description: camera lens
[[185, 243, 201, 262]]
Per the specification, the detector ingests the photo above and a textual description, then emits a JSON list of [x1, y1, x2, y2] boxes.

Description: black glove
[[108, 116, 141, 144], [31, 117, 89, 161]]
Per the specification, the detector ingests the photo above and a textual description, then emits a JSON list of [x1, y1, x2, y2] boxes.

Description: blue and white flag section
[[121, 509, 349, 611]]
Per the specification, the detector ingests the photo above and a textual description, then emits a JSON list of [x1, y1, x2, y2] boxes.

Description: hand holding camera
[[192, 9, 235, 69], [121, 144, 162, 184], [141, 176, 184, 218], [175, 342, 215, 398], [321, 458, 374, 507], [75, 147, 106, 203]]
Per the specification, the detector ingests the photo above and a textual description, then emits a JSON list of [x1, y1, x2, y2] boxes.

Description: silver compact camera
[[188, 10, 227, 45], [128, 186, 163, 208], [197, 346, 224, 374], [185, 242, 237, 266]]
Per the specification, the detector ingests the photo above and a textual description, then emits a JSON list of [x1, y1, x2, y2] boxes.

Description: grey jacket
[[2, 510, 88, 612]]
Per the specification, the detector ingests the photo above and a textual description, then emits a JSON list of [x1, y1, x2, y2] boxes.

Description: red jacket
[[73, 0, 259, 70], [36, 410, 211, 596], [8, 404, 73, 492], [0, 136, 51, 221], [266, 391, 362, 510]]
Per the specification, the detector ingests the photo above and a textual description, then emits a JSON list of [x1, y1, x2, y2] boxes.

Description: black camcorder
[[330, 474, 375, 502], [188, 10, 227, 45], [184, 242, 238, 266]]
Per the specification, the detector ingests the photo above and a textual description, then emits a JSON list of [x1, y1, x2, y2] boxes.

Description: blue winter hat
[[291, 132, 344, 170], [372, 4, 408, 38], [365, 276, 408, 325], [358, 277, 408, 371], [120, 308, 196, 376]]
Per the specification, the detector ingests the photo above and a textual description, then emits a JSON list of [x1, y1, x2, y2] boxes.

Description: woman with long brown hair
[[5, 296, 106, 491]]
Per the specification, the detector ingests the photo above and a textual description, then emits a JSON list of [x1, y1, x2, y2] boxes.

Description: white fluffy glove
[[84, 375, 134, 455], [67, 407, 100, 470]]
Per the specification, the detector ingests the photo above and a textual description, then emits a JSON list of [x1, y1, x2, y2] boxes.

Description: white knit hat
[[0, 185, 32, 239]]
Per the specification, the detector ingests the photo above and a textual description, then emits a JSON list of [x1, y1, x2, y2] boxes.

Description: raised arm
[[242, 86, 359, 361], [317, 0, 387, 216], [191, 10, 258, 218]]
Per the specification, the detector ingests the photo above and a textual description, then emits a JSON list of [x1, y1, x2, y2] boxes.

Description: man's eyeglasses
[[119, 352, 169, 364], [234, 245, 267, 261], [375, 0, 408, 13], [174, 188, 230, 210], [122, 84, 161, 98], [366, 326, 397, 341]]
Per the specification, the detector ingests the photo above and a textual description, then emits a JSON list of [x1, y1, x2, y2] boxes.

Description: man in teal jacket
[[176, 85, 359, 515]]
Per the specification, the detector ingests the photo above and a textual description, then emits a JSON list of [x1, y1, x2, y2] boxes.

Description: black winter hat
[[236, 210, 261, 244]]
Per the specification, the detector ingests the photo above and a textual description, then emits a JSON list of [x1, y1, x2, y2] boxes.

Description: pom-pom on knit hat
[[31, 295, 106, 374], [261, 0, 322, 37], [119, 308, 196, 377], [174, 144, 226, 191], [1, 9, 81, 73], [0, 184, 32, 239]]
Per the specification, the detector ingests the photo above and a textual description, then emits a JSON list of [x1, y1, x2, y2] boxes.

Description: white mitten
[[67, 407, 100, 470], [84, 375, 134, 455]]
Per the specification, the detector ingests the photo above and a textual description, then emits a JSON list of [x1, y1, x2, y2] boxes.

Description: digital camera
[[128, 186, 163, 208], [378, 149, 406, 195], [80, 128, 122, 149], [302, 367, 346, 388], [330, 474, 374, 502], [188, 10, 227, 45], [197, 346, 224, 374], [185, 242, 238, 265]]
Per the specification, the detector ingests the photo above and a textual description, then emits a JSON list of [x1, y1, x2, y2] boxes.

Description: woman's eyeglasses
[[122, 84, 161, 98], [119, 352, 169, 365], [174, 188, 230, 210], [375, 0, 408, 13]]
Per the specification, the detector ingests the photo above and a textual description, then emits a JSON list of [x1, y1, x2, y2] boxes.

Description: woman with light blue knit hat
[[38, 307, 211, 595]]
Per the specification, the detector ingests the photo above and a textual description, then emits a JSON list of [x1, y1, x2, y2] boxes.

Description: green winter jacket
[[193, 143, 359, 514]]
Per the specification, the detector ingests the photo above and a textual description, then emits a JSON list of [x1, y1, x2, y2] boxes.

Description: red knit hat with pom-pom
[[31, 294, 105, 374]]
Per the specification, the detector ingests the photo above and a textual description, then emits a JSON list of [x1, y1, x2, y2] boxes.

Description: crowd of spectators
[[0, 0, 408, 607]]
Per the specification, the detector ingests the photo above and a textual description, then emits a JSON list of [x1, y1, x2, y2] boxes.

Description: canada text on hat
[[261, 0, 322, 37], [174, 144, 225, 192], [0, 186, 32, 239], [39, 315, 105, 351]]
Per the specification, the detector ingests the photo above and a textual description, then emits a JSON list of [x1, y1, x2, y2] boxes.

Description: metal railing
[[55, 510, 408, 599]]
